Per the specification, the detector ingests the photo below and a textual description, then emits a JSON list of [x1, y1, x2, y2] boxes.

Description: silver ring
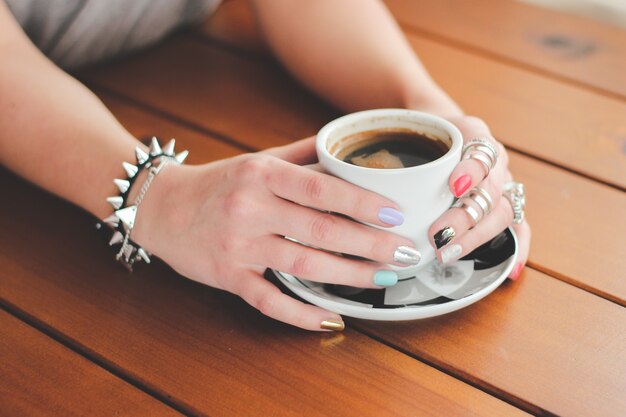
[[502, 181, 526, 224], [470, 187, 493, 215], [462, 138, 499, 176], [452, 200, 481, 225], [453, 186, 493, 227]]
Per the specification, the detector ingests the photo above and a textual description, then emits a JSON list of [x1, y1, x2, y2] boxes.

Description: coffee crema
[[332, 128, 449, 169]]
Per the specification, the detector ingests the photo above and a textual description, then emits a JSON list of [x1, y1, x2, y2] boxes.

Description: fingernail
[[378, 207, 404, 226], [394, 246, 421, 265], [433, 226, 455, 249], [440, 244, 462, 264], [453, 175, 472, 197], [510, 263, 523, 280], [320, 319, 345, 331], [374, 270, 398, 287]]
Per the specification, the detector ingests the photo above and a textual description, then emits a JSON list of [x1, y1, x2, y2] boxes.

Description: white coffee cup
[[316, 109, 463, 276]]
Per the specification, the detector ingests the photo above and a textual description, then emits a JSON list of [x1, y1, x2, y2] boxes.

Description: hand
[[133, 137, 419, 331], [428, 116, 531, 279]]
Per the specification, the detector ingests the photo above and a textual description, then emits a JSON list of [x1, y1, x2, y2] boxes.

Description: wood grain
[[353, 268, 626, 417], [82, 37, 626, 304], [405, 33, 626, 190], [198, 0, 626, 189], [0, 310, 181, 417], [0, 96, 530, 417], [384, 0, 626, 99], [84, 19, 626, 189]]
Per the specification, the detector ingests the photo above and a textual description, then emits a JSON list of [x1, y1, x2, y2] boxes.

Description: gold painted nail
[[320, 320, 345, 331]]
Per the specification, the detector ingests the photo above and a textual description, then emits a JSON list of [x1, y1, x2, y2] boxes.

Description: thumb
[[263, 136, 317, 165]]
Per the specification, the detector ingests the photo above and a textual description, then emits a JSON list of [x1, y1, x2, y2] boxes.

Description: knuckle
[[289, 250, 314, 277], [255, 290, 277, 317], [221, 190, 251, 219], [497, 144, 509, 166], [463, 115, 489, 132], [300, 174, 325, 201], [309, 214, 337, 243], [237, 155, 270, 182]]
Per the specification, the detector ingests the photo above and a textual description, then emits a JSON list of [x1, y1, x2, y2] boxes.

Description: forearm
[[250, 0, 462, 116], [0, 23, 139, 219]]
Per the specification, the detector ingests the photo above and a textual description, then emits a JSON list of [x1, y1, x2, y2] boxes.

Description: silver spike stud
[[123, 244, 135, 261], [122, 161, 139, 178], [149, 136, 162, 156], [109, 231, 124, 246], [162, 139, 176, 156], [137, 248, 151, 264], [174, 150, 189, 164], [135, 147, 149, 165], [115, 205, 138, 229], [113, 179, 130, 194], [106, 196, 124, 210], [102, 214, 120, 227]]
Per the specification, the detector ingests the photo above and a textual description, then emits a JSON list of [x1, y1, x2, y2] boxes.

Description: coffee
[[332, 129, 449, 169]]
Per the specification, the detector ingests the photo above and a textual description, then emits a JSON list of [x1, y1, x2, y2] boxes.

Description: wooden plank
[[79, 37, 337, 152], [353, 268, 626, 417], [83, 29, 626, 189], [0, 95, 531, 417], [200, 0, 268, 55], [81, 37, 626, 304], [0, 310, 181, 417], [197, 0, 626, 190], [508, 152, 626, 304], [404, 33, 626, 191], [385, 0, 626, 99]]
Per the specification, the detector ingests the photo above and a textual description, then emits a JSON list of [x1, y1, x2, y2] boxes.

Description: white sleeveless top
[[5, 0, 221, 69]]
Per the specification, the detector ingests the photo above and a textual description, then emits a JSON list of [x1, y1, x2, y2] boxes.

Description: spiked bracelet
[[99, 137, 188, 270]]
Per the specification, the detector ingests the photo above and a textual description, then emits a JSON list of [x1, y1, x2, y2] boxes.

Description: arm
[[249, 0, 462, 116], [0, 1, 136, 220]]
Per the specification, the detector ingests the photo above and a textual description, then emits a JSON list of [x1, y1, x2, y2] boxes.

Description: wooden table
[[2, 1, 625, 416]]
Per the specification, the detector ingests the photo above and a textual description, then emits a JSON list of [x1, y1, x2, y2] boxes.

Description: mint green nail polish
[[374, 270, 398, 287]]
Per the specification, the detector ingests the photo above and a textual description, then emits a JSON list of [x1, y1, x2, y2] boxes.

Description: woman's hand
[[132, 137, 419, 331], [428, 116, 531, 280]]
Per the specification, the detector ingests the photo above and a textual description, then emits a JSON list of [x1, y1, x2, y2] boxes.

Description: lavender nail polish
[[378, 207, 404, 226]]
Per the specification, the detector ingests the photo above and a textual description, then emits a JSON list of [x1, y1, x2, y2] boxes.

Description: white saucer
[[272, 227, 518, 321]]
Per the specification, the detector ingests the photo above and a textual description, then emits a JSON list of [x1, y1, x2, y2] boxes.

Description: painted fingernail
[[374, 270, 398, 287], [378, 207, 404, 226], [440, 244, 462, 265], [394, 246, 421, 265], [433, 226, 455, 249], [510, 263, 523, 280], [320, 319, 345, 331], [453, 175, 472, 197]]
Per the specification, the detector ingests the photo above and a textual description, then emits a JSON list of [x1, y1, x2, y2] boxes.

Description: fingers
[[266, 157, 403, 228], [252, 235, 398, 288], [429, 164, 506, 257], [263, 136, 317, 165], [235, 270, 345, 331], [268, 197, 417, 266], [434, 193, 514, 264], [509, 221, 531, 280], [448, 116, 508, 198]]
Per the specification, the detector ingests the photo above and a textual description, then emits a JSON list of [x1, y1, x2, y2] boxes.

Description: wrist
[[130, 161, 186, 257], [403, 85, 464, 118]]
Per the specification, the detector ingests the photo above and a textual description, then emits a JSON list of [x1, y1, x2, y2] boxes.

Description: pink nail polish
[[510, 263, 523, 280], [453, 175, 472, 197]]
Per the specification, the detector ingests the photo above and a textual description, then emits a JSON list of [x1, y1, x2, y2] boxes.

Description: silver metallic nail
[[441, 244, 462, 265], [394, 246, 422, 265]]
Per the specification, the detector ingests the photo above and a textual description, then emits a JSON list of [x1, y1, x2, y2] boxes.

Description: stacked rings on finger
[[462, 138, 499, 176], [452, 186, 493, 227], [502, 181, 526, 224]]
